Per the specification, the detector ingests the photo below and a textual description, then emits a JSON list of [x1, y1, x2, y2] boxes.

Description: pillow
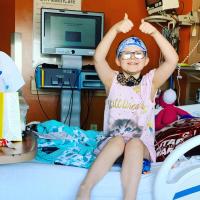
[[155, 118, 200, 162]]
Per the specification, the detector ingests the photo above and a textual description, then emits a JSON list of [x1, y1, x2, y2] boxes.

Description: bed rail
[[154, 135, 200, 200]]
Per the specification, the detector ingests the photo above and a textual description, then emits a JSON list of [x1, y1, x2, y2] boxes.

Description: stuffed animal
[[155, 89, 193, 131]]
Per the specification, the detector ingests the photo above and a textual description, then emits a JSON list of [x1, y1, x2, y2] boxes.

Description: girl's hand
[[113, 13, 134, 34], [139, 19, 158, 36]]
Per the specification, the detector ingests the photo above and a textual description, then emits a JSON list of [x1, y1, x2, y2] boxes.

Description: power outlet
[[90, 123, 97, 130]]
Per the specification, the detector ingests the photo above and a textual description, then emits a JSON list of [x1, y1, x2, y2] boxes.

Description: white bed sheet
[[0, 161, 160, 200], [1, 157, 200, 200]]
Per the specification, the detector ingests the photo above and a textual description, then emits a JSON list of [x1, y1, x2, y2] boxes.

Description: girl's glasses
[[119, 51, 146, 60]]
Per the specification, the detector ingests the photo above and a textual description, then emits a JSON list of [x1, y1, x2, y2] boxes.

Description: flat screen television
[[41, 8, 104, 56], [145, 0, 179, 15]]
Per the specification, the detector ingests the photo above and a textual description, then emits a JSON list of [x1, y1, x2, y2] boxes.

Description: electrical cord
[[81, 90, 94, 129], [68, 89, 74, 126], [69, 70, 82, 126], [63, 70, 81, 126], [63, 89, 73, 125], [81, 90, 90, 129], [56, 81, 64, 120], [34, 65, 82, 125], [34, 65, 50, 120]]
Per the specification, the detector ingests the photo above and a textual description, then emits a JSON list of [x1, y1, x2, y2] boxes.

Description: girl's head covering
[[116, 36, 147, 57]]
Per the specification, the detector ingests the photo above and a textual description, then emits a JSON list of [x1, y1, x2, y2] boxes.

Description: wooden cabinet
[[181, 67, 200, 104]]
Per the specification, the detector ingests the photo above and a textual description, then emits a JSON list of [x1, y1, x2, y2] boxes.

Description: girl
[[77, 13, 178, 200]]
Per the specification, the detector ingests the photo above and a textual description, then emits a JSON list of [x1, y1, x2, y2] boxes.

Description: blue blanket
[[35, 120, 105, 168]]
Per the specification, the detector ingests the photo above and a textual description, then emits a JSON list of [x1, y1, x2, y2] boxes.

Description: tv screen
[[41, 8, 104, 56]]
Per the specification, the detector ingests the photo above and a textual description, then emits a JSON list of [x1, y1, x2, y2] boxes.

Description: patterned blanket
[[35, 120, 105, 168]]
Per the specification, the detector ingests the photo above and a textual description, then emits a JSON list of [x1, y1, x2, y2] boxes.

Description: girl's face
[[115, 45, 149, 76]]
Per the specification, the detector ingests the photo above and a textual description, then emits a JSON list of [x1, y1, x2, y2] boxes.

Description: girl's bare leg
[[121, 138, 150, 200], [76, 136, 125, 200]]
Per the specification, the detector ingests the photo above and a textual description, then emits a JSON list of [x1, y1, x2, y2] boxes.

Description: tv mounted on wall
[[41, 8, 104, 56]]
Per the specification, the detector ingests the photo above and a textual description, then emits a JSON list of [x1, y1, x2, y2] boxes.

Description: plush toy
[[155, 89, 193, 131]]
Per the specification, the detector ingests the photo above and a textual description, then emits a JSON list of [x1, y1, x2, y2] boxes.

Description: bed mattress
[[1, 158, 200, 200], [0, 161, 160, 200]]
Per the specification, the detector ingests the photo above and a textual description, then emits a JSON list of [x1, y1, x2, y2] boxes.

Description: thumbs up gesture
[[139, 19, 158, 35], [114, 13, 134, 33]]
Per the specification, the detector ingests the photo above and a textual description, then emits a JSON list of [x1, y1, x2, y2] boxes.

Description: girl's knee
[[109, 136, 125, 152], [129, 138, 143, 145], [125, 138, 144, 151], [111, 136, 125, 145]]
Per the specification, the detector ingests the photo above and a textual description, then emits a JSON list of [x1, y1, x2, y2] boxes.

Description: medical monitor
[[145, 0, 179, 15], [41, 8, 104, 56]]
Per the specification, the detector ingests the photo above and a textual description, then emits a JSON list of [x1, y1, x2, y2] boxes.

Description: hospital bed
[[0, 104, 200, 200], [0, 136, 200, 200]]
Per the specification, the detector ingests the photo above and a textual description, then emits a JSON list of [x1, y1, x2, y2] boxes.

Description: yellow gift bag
[[0, 92, 22, 141]]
